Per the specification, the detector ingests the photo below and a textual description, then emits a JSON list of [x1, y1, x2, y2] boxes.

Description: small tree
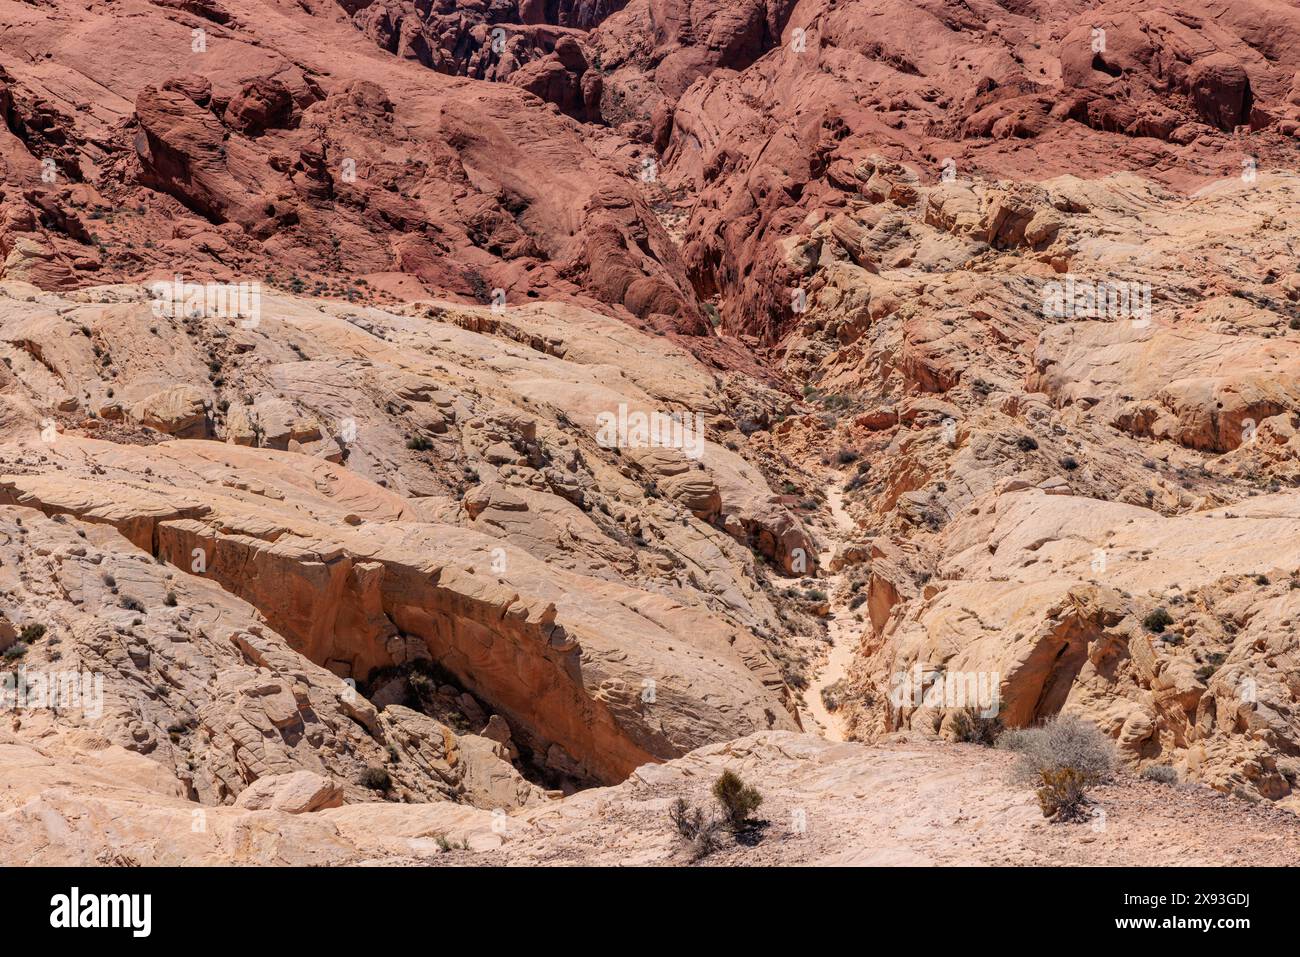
[[712, 770, 763, 831]]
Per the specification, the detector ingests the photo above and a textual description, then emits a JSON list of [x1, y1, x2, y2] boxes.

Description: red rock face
[[8, 0, 1300, 856], [0, 0, 702, 337], [646, 0, 1300, 342], [2, 0, 1300, 347]]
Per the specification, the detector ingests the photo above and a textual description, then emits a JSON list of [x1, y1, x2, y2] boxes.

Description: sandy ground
[[437, 733, 1300, 867], [802, 484, 857, 741]]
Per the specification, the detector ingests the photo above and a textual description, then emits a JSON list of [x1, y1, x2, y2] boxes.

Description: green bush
[[1142, 607, 1174, 633], [712, 770, 763, 831]]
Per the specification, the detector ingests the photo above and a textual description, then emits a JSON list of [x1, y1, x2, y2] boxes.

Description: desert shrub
[[19, 624, 45, 643], [1005, 715, 1115, 820], [1195, 652, 1227, 683], [1142, 607, 1174, 633], [435, 834, 470, 852], [1140, 764, 1178, 785], [3, 642, 28, 660], [1036, 767, 1091, 820], [359, 766, 391, 792], [1007, 715, 1115, 783], [405, 434, 433, 452], [820, 678, 848, 713], [669, 797, 725, 860], [669, 797, 701, 838], [995, 728, 1035, 752], [120, 596, 145, 613], [712, 770, 763, 831], [1016, 434, 1039, 452], [1003, 712, 1118, 816], [1060, 455, 1079, 471], [950, 707, 1003, 747], [164, 591, 178, 607], [835, 449, 859, 465]]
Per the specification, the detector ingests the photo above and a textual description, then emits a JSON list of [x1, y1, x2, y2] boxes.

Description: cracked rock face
[[3, 0, 1300, 865], [0, 284, 813, 799]]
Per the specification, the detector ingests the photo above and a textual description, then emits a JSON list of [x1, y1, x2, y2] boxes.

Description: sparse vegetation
[[405, 434, 433, 452], [19, 624, 45, 643], [1002, 715, 1115, 821], [712, 769, 763, 831], [435, 834, 470, 852], [1034, 767, 1091, 820], [669, 797, 725, 860], [1142, 607, 1174, 633], [3, 642, 29, 660], [360, 766, 392, 792], [1140, 764, 1178, 785], [667, 770, 766, 860], [820, 678, 848, 713], [950, 707, 1003, 747]]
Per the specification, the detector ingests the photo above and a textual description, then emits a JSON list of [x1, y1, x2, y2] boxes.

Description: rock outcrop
[[3, 0, 1300, 868]]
